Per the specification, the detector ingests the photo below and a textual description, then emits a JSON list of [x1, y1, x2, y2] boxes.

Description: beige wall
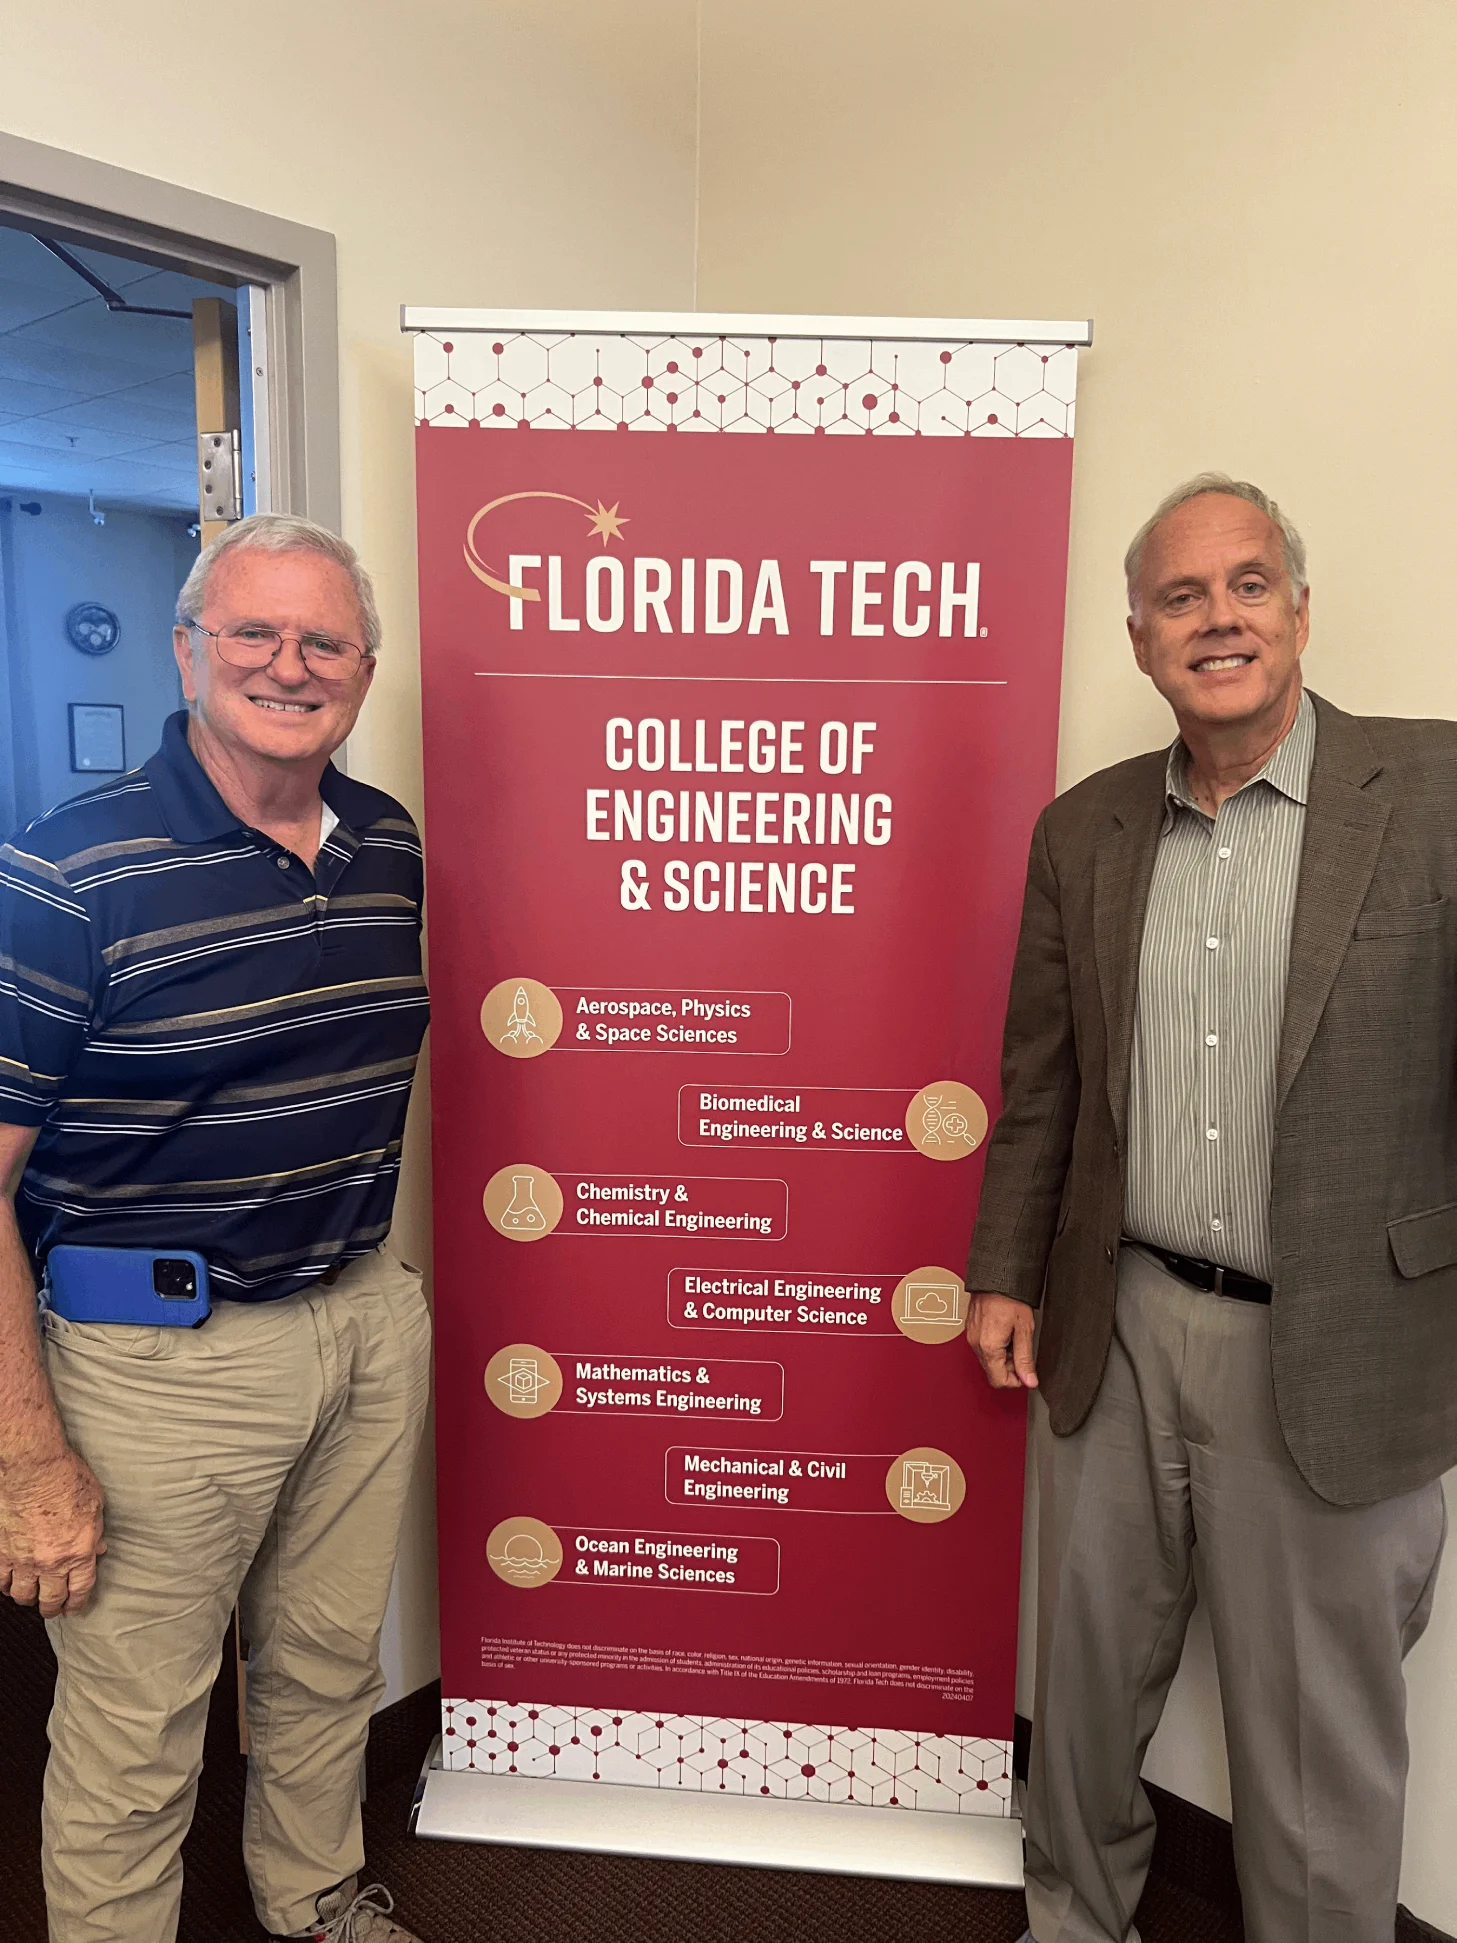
[[697, 0, 1457, 773], [694, 0, 1457, 1923], [5, 0, 1456, 1922]]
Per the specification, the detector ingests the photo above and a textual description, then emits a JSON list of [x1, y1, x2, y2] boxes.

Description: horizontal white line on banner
[[471, 672, 1009, 686], [402, 305, 1093, 346]]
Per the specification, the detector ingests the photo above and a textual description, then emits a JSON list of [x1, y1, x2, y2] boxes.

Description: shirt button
[[1206, 1127, 1219, 1141], [1211, 1217, 1224, 1232], [1218, 846, 1232, 860], [1205, 936, 1219, 949], [276, 856, 291, 870], [1206, 1032, 1218, 1047]]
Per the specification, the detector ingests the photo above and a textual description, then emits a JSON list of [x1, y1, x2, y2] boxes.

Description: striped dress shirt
[[0, 711, 430, 1300], [1124, 689, 1315, 1281]]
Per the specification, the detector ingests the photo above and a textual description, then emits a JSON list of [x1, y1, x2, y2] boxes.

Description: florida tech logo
[[463, 489, 627, 602], [463, 487, 982, 639]]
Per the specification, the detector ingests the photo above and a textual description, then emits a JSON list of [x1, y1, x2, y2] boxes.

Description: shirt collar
[[144, 709, 385, 844], [1164, 686, 1316, 822]]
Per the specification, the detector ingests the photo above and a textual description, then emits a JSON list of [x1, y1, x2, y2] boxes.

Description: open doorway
[[0, 127, 342, 831], [0, 228, 262, 828]]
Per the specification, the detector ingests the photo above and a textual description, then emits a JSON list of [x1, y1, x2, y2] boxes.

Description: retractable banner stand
[[406, 310, 1088, 1882]]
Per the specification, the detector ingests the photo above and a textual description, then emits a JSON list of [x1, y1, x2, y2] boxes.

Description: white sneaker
[[287, 1878, 424, 1941]]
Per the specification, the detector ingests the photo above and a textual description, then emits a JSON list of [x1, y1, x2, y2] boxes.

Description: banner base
[[411, 1749, 1024, 1888]]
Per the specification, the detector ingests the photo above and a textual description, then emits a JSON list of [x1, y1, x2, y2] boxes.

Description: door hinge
[[197, 429, 243, 524]]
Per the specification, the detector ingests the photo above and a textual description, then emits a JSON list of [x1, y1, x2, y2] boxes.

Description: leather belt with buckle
[[1125, 1240, 1272, 1304]]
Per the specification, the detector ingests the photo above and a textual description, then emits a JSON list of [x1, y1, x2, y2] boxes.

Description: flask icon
[[502, 1174, 547, 1232], [483, 1163, 563, 1242]]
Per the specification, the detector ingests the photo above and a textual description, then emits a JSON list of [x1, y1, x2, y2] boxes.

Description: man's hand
[[0, 1447, 106, 1617], [0, 1121, 103, 1617], [968, 1292, 1039, 1391]]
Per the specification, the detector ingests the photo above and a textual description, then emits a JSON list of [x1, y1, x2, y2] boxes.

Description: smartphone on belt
[[44, 1246, 212, 1328]]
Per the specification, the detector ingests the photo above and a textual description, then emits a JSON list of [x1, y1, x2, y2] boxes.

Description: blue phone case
[[45, 1246, 212, 1328]]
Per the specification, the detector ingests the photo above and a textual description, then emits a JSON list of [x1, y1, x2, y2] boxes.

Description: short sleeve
[[0, 837, 94, 1126]]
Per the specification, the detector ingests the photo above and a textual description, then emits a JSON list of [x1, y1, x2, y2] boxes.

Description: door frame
[[0, 130, 340, 529]]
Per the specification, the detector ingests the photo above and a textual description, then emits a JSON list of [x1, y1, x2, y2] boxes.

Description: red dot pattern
[[439, 1698, 1013, 1814], [414, 332, 1076, 438]]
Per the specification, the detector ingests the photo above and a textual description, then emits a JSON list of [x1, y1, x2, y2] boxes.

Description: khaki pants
[[1025, 1244, 1447, 1943], [39, 1247, 431, 1943]]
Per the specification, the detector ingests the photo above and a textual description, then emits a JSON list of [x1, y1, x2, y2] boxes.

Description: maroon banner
[[417, 343, 1072, 1767]]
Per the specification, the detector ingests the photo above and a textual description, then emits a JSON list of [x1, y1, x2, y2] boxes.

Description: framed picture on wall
[[68, 703, 125, 774]]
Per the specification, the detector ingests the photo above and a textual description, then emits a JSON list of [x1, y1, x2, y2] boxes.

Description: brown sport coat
[[967, 691, 1457, 1506]]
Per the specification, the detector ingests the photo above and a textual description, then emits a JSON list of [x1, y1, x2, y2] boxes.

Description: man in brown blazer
[[969, 474, 1453, 1943]]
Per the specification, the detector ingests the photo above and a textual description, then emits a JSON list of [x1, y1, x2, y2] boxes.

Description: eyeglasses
[[187, 621, 371, 681]]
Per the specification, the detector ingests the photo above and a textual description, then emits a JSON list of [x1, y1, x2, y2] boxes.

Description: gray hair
[[1124, 473, 1307, 612], [176, 513, 381, 657]]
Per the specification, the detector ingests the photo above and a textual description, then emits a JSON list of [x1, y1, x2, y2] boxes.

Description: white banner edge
[[400, 305, 1092, 346]]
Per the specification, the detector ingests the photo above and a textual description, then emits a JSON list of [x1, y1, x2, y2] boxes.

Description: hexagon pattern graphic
[[415, 333, 1076, 437], [441, 1699, 1013, 1816]]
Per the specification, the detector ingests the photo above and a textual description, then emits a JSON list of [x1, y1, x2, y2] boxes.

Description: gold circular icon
[[892, 1266, 968, 1344], [481, 978, 563, 1059], [886, 1446, 968, 1524], [483, 1165, 563, 1241], [486, 1516, 563, 1589], [484, 1343, 564, 1418], [906, 1082, 988, 1160]]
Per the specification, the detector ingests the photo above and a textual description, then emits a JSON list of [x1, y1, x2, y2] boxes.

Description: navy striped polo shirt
[[0, 711, 430, 1300]]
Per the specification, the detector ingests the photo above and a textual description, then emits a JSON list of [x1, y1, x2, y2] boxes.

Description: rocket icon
[[499, 985, 543, 1051]]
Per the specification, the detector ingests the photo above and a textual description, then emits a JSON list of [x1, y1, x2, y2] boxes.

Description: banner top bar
[[400, 307, 1093, 347]]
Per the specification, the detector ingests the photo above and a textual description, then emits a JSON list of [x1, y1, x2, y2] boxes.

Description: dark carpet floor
[[0, 1594, 1243, 1941]]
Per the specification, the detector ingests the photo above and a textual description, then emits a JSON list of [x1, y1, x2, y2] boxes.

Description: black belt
[[1125, 1240, 1272, 1304]]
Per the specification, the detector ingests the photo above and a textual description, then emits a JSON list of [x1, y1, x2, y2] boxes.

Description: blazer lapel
[[1276, 695, 1389, 1111], [1093, 768, 1167, 1141]]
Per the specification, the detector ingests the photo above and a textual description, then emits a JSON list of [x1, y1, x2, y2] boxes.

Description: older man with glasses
[[0, 515, 432, 1943]]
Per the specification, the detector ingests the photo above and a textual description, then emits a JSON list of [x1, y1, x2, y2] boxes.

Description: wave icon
[[486, 1516, 563, 1589]]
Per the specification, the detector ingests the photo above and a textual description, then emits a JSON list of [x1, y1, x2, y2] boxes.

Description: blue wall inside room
[[1, 493, 198, 827]]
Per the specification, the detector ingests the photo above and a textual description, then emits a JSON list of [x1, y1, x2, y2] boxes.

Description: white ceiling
[[0, 228, 237, 515]]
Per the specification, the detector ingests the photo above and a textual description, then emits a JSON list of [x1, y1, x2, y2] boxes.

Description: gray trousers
[[1025, 1244, 1447, 1943]]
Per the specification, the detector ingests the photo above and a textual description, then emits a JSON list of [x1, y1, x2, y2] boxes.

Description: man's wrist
[[0, 1415, 73, 1477]]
